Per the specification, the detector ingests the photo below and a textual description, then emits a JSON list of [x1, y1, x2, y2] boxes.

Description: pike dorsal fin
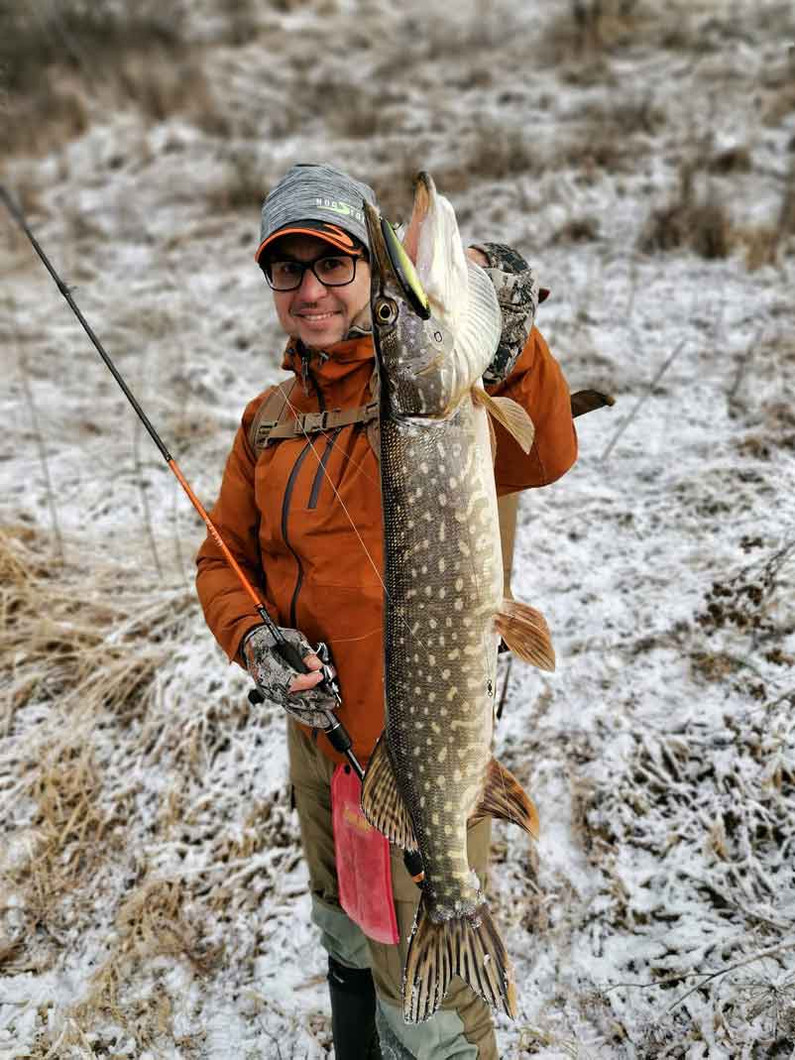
[[494, 599, 555, 671], [471, 388, 535, 454], [469, 757, 539, 840], [360, 735, 419, 851]]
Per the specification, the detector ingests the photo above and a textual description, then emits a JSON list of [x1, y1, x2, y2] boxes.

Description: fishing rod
[[0, 183, 361, 776]]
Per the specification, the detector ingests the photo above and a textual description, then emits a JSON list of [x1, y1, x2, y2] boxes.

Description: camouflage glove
[[471, 242, 539, 388], [241, 624, 338, 729]]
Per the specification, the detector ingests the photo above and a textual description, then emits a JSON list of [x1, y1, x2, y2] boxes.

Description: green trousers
[[287, 720, 498, 1060]]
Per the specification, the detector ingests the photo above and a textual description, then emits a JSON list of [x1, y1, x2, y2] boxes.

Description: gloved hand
[[468, 242, 539, 388], [241, 624, 338, 729]]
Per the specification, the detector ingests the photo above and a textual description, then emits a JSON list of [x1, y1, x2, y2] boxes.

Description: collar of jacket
[[281, 331, 375, 389]]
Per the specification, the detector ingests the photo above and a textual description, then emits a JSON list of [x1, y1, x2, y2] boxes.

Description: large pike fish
[[360, 174, 555, 1023]]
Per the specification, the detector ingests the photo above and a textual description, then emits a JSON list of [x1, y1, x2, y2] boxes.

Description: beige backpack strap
[[497, 493, 519, 601], [366, 361, 381, 461], [269, 401, 379, 440], [248, 376, 380, 452], [248, 378, 299, 452]]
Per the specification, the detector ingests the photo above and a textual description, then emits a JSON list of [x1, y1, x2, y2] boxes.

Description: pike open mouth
[[363, 201, 430, 321]]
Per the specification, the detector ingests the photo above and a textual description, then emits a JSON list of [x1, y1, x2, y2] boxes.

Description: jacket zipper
[[286, 348, 329, 624], [300, 349, 311, 394], [308, 428, 342, 510], [282, 441, 312, 628]]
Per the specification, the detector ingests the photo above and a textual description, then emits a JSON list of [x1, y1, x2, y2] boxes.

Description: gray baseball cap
[[255, 163, 378, 263]]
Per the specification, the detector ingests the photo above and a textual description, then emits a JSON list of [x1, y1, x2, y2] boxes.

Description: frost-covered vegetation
[[2, 0, 794, 1056]]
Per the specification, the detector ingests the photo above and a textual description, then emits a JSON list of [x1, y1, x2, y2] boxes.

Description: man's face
[[266, 234, 371, 349]]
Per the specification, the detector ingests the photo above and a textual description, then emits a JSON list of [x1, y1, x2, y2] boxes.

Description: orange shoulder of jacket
[[489, 326, 578, 493]]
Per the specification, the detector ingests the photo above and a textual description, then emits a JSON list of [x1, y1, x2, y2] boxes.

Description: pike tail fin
[[470, 757, 539, 839], [495, 599, 555, 671], [404, 896, 517, 1023]]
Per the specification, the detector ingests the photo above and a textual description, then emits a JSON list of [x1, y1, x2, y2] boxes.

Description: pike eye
[[375, 298, 398, 325]]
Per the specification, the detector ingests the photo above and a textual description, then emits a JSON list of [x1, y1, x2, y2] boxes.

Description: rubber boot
[[327, 956, 381, 1059]]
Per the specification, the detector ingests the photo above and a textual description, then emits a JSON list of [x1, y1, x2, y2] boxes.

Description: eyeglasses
[[261, 252, 363, 292]]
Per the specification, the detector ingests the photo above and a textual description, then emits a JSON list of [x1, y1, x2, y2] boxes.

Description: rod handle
[[274, 639, 311, 674]]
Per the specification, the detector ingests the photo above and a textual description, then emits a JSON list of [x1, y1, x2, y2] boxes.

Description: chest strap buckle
[[299, 410, 329, 433]]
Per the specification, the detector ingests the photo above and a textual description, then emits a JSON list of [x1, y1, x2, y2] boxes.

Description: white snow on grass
[[2, 0, 795, 1056]]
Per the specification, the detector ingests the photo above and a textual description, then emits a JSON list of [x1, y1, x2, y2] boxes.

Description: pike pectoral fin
[[404, 896, 517, 1023], [495, 600, 555, 671], [471, 388, 535, 454], [487, 410, 497, 462], [360, 735, 419, 851]]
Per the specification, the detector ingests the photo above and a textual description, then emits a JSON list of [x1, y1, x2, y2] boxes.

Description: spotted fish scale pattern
[[381, 398, 501, 922]]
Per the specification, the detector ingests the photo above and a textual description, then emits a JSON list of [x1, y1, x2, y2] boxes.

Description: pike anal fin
[[404, 896, 517, 1023], [361, 734, 419, 851], [471, 388, 535, 454], [469, 757, 540, 840], [495, 599, 555, 671]]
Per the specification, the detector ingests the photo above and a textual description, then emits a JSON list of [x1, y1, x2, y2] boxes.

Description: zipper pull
[[300, 349, 311, 394]]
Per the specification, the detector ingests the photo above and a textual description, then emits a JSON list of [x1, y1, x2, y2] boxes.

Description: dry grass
[[0, 526, 188, 737], [639, 162, 736, 259], [302, 79, 399, 141], [1, 3, 228, 155], [207, 149, 269, 214], [539, 0, 649, 64], [0, 524, 230, 1049], [552, 216, 601, 244], [0, 743, 124, 977], [708, 144, 753, 175], [217, 0, 260, 46], [39, 878, 220, 1056], [740, 157, 795, 270], [442, 118, 542, 192], [115, 51, 219, 128], [0, 523, 307, 1051], [552, 96, 665, 179], [1, 4, 185, 95]]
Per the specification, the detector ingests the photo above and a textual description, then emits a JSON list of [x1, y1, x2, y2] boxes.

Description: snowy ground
[[2, 1, 795, 1056]]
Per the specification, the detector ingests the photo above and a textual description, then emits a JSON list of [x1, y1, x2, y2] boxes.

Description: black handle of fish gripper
[[403, 849, 425, 884]]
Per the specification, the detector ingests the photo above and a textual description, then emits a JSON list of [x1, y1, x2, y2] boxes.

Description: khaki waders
[[287, 720, 499, 1060]]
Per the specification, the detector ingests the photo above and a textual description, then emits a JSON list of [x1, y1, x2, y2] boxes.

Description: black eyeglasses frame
[[260, 251, 364, 292]]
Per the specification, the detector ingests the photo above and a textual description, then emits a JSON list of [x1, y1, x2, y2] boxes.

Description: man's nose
[[298, 268, 326, 300]]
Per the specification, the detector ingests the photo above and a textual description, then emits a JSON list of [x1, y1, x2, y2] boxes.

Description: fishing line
[[275, 381, 424, 651], [0, 183, 363, 777], [280, 376, 530, 843], [276, 383, 387, 590], [279, 397, 383, 493], [326, 626, 383, 647]]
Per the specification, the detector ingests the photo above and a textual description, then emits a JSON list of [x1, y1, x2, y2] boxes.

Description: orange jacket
[[196, 326, 577, 765]]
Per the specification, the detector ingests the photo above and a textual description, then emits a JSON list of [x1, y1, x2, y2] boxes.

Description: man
[[196, 163, 577, 1059]]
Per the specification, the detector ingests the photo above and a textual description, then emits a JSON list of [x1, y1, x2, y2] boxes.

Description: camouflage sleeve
[[471, 242, 540, 388]]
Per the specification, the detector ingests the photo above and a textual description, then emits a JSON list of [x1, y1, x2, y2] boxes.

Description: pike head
[[364, 172, 501, 421]]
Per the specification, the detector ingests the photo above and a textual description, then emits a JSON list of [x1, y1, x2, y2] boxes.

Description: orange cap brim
[[255, 223, 360, 263]]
